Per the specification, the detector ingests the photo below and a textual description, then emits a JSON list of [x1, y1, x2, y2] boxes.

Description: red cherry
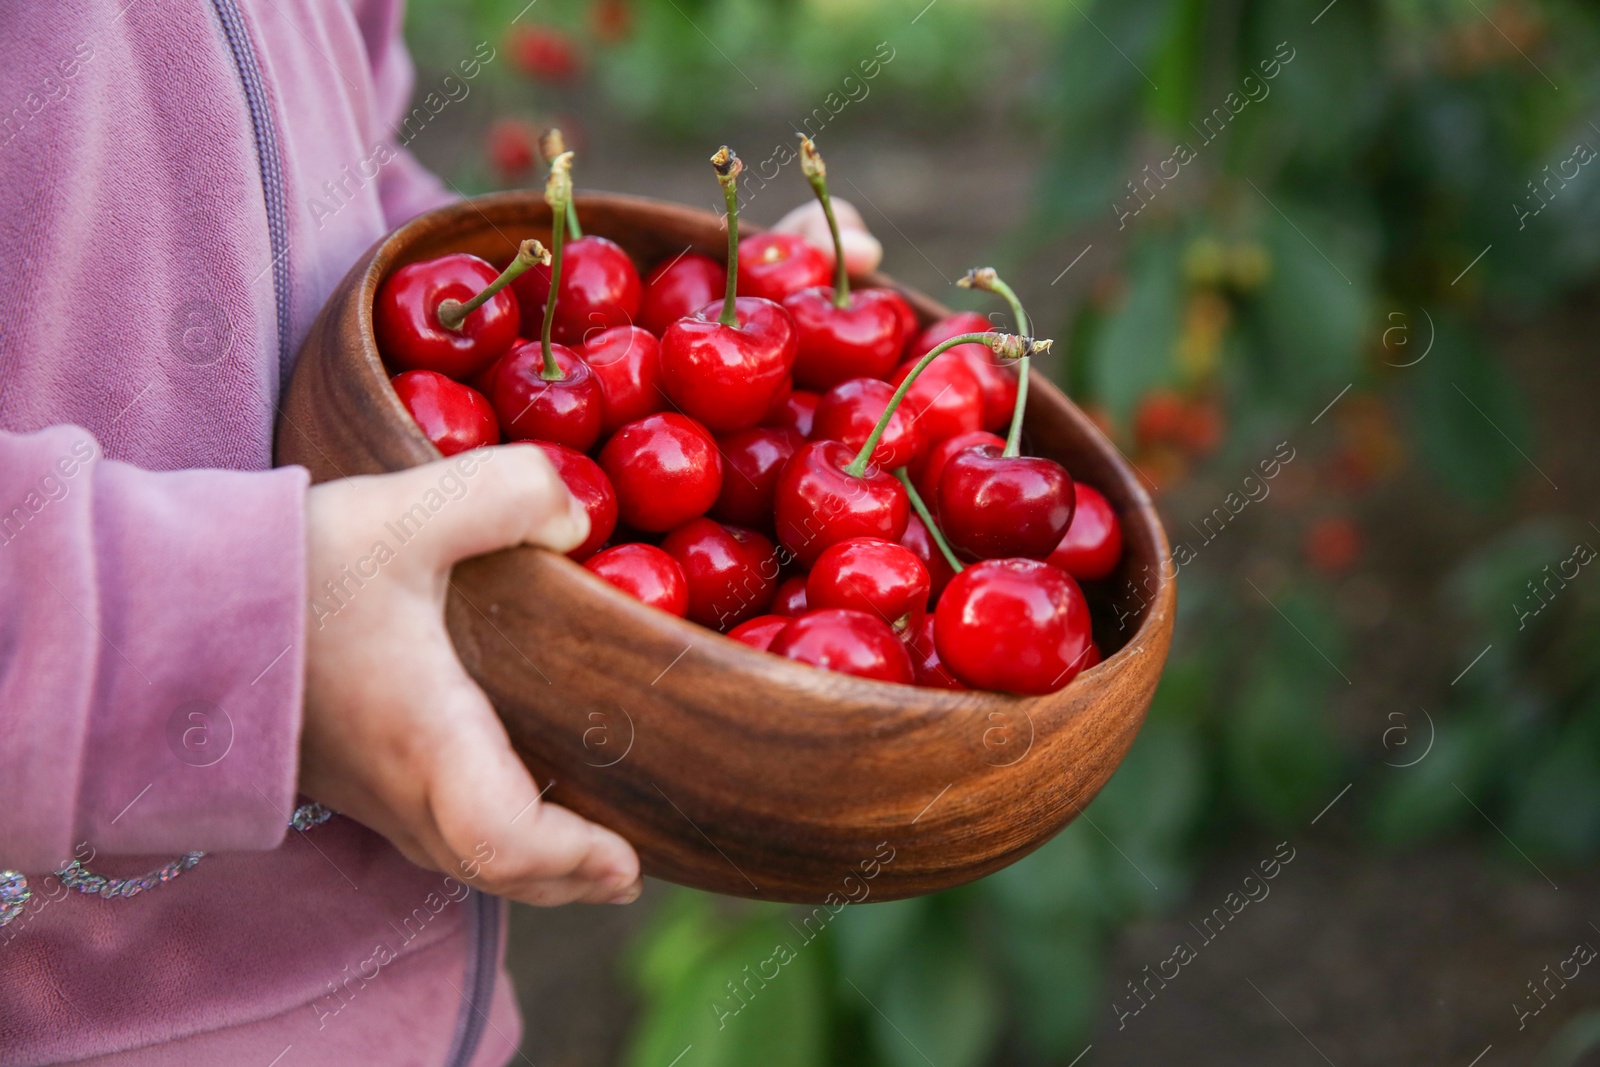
[[375, 253, 520, 379], [885, 291, 921, 360], [900, 513, 956, 606], [598, 413, 723, 532], [583, 544, 688, 616], [512, 236, 641, 346], [773, 439, 909, 567], [807, 537, 929, 637], [486, 119, 538, 181], [579, 325, 664, 435], [638, 253, 725, 337], [812, 378, 926, 471], [507, 24, 583, 82], [728, 614, 789, 651], [737, 232, 830, 302], [710, 425, 804, 528], [910, 313, 1017, 430], [914, 430, 1005, 506], [933, 559, 1092, 694], [659, 297, 797, 433], [782, 287, 906, 391], [391, 370, 499, 456], [489, 341, 603, 451], [763, 389, 820, 438], [769, 609, 914, 684], [909, 614, 964, 690], [1047, 482, 1124, 581], [772, 575, 809, 616], [660, 518, 779, 630], [531, 442, 616, 561], [890, 354, 982, 451], [1082, 640, 1103, 670], [937, 445, 1075, 560]]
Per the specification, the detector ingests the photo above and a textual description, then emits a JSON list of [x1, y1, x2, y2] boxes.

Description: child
[[0, 2, 879, 1063]]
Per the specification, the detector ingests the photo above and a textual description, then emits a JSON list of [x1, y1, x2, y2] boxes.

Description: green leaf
[[1508, 713, 1600, 862], [993, 915, 1103, 1060], [831, 897, 929, 991], [873, 921, 1002, 1067], [1088, 235, 1184, 421], [1363, 708, 1503, 847], [1410, 314, 1531, 507]]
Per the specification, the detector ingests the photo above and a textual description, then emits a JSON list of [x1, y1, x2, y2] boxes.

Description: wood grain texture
[[276, 192, 1177, 903]]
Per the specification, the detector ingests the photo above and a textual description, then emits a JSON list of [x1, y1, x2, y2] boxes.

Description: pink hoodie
[[0, 2, 523, 1063]]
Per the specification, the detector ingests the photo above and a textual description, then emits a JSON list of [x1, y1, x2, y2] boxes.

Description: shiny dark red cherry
[[900, 513, 956, 606], [659, 296, 797, 433], [583, 543, 689, 617], [811, 377, 926, 471], [489, 341, 603, 451], [1047, 481, 1124, 581], [638, 253, 725, 337], [579, 325, 664, 436], [531, 442, 616, 561], [763, 389, 820, 438], [807, 537, 929, 637], [914, 430, 1005, 506], [910, 312, 1016, 431], [782, 287, 906, 391], [512, 235, 641, 345], [772, 575, 809, 616], [937, 445, 1074, 560], [598, 413, 723, 532], [769, 608, 914, 684], [890, 354, 982, 451], [391, 370, 499, 456], [376, 253, 520, 379], [885, 291, 920, 360], [773, 439, 909, 567], [737, 231, 830, 302], [660, 518, 779, 630], [909, 615, 964, 690], [727, 614, 789, 651], [710, 426, 804, 528], [933, 558, 1092, 694]]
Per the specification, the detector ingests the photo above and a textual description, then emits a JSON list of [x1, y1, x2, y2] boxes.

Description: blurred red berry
[[1178, 397, 1224, 456], [486, 119, 537, 182], [592, 0, 634, 43], [1134, 389, 1187, 450], [1305, 517, 1362, 575], [508, 25, 582, 83]]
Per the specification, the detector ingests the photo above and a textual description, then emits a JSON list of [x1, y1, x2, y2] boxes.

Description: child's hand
[[772, 196, 884, 275], [298, 445, 643, 906]]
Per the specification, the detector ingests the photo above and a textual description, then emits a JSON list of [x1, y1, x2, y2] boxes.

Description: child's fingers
[[771, 197, 884, 275]]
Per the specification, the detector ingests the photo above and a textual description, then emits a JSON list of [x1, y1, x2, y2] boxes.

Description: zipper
[[442, 889, 501, 1067], [209, 0, 293, 391]]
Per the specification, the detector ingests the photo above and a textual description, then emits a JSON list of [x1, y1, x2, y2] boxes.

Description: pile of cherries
[[375, 136, 1124, 695]]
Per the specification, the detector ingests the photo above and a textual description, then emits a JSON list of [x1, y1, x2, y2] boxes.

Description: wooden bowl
[[277, 192, 1176, 903]]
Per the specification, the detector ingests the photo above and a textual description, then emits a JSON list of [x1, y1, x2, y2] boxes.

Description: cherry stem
[[961, 268, 1033, 458], [895, 468, 964, 573], [845, 332, 1000, 478], [540, 151, 575, 380], [540, 128, 582, 239], [436, 239, 547, 332], [798, 136, 849, 307], [713, 146, 743, 329]]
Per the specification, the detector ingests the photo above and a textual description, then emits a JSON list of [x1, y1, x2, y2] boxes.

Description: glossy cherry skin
[[1047, 481, 1124, 581], [890, 354, 982, 451], [660, 518, 779, 630], [885, 291, 921, 359], [900, 513, 957, 606], [737, 231, 831, 303], [376, 253, 520, 379], [909, 312, 1017, 430], [938, 446, 1075, 561], [782, 287, 906, 391], [638, 253, 725, 337], [583, 543, 689, 617], [512, 235, 642, 346], [811, 378, 926, 471], [531, 442, 616, 561], [772, 575, 809, 616], [763, 389, 820, 438], [807, 537, 929, 637], [774, 439, 909, 567], [659, 297, 797, 433], [598, 413, 723, 532], [909, 614, 964, 690], [933, 558, 1093, 694], [489, 342, 604, 451], [769, 608, 914, 684], [727, 614, 789, 651], [913, 430, 1006, 511], [391, 370, 499, 456], [710, 426, 804, 529], [580, 325, 664, 435]]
